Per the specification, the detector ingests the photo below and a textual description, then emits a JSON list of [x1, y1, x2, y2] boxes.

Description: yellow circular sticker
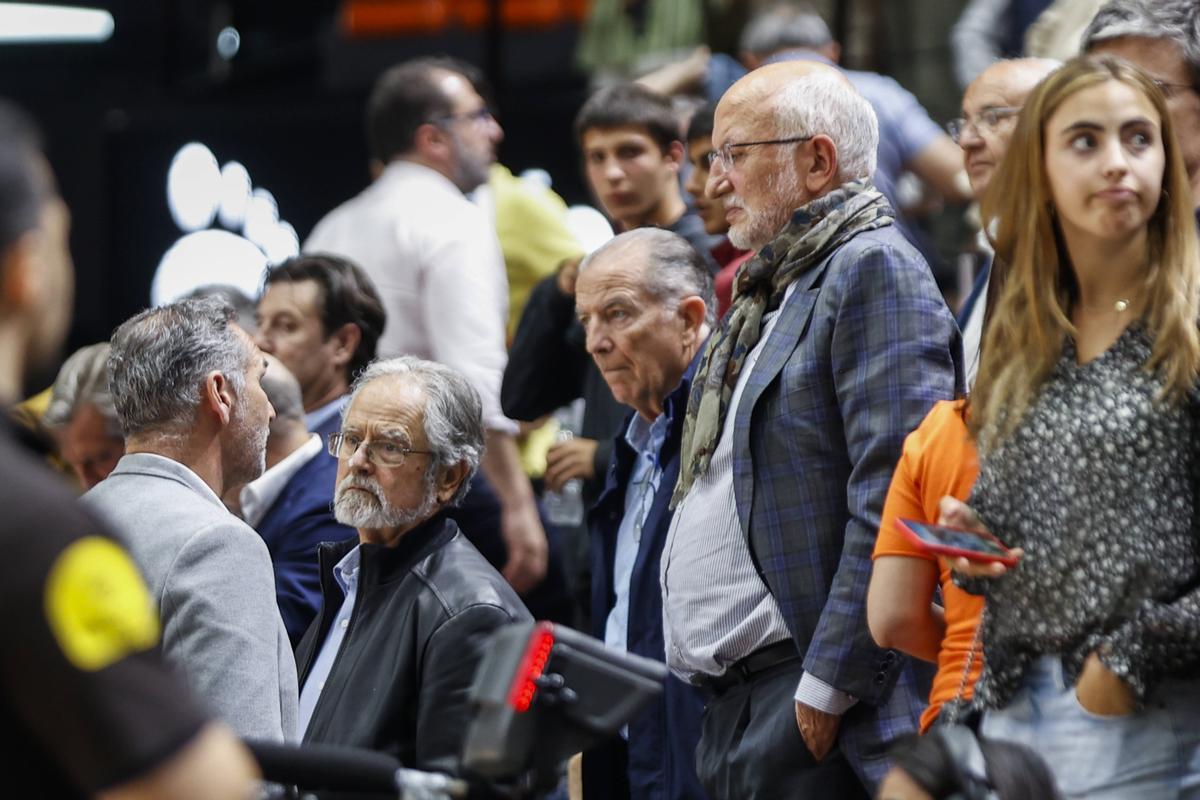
[[44, 536, 160, 671]]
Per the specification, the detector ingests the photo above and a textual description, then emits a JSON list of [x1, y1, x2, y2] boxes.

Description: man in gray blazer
[[83, 295, 299, 743]]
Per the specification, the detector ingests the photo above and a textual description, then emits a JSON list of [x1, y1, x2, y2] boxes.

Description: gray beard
[[333, 471, 439, 530], [728, 160, 803, 252]]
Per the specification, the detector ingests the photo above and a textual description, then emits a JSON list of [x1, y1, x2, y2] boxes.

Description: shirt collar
[[333, 544, 362, 594], [624, 411, 669, 461], [240, 434, 324, 527], [305, 395, 349, 433]]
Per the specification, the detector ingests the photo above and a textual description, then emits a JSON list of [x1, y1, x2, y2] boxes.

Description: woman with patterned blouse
[[938, 55, 1200, 799]]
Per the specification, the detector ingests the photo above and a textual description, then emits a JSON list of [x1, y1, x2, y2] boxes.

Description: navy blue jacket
[[255, 443, 356, 647], [582, 358, 707, 800]]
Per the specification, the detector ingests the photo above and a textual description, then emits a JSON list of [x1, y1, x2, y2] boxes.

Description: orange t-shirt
[[873, 399, 984, 732]]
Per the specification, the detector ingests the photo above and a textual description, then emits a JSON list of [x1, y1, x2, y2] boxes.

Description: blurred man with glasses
[[950, 57, 1059, 386], [306, 57, 550, 599], [295, 356, 529, 789]]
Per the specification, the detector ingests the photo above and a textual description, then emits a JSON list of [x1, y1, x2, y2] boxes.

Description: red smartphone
[[896, 518, 1020, 567]]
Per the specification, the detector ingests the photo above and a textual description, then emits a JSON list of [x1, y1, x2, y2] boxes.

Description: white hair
[[772, 72, 879, 184]]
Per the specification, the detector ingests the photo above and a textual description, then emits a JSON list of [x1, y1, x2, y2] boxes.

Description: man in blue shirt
[[573, 228, 715, 800]]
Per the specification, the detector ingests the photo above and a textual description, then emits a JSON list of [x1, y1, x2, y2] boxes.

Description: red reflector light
[[507, 623, 556, 712]]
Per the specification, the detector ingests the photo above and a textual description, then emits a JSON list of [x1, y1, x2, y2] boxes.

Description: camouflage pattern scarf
[[671, 179, 893, 507]]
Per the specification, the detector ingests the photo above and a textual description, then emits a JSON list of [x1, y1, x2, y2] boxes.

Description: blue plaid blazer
[[731, 223, 962, 784]]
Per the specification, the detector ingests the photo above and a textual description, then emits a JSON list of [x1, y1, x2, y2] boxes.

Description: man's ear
[[677, 296, 708, 347], [820, 41, 842, 64], [413, 122, 449, 160], [202, 371, 236, 427], [326, 323, 362, 370], [801, 135, 840, 196], [435, 460, 469, 505], [665, 140, 685, 171], [0, 231, 40, 315]]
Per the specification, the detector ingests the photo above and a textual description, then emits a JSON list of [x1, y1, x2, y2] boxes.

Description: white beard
[[333, 472, 439, 530], [727, 160, 803, 252]]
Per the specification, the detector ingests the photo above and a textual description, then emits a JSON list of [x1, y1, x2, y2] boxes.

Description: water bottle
[[542, 402, 586, 527]]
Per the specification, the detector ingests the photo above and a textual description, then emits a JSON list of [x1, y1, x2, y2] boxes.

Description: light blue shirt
[[306, 395, 349, 435], [298, 545, 361, 736], [604, 412, 668, 656]]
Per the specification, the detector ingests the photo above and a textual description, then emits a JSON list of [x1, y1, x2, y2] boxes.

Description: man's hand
[[556, 257, 582, 297], [500, 500, 549, 594], [544, 437, 598, 492], [937, 496, 1024, 579], [794, 701, 841, 762], [1075, 652, 1135, 717]]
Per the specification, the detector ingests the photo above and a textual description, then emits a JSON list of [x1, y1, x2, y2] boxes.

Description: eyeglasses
[[433, 106, 494, 127], [946, 106, 1021, 144], [1151, 78, 1195, 98], [328, 432, 433, 468], [707, 135, 814, 173]]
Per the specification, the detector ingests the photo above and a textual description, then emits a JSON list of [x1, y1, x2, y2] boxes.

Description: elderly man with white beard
[[294, 355, 530, 788]]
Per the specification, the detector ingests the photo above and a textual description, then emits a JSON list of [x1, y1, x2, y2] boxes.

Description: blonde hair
[[971, 55, 1200, 447]]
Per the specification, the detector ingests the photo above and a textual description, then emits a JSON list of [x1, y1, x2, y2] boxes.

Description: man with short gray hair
[[661, 62, 961, 797], [573, 228, 712, 800], [43, 342, 124, 489], [1082, 0, 1200, 210], [82, 295, 299, 743], [295, 355, 530, 787]]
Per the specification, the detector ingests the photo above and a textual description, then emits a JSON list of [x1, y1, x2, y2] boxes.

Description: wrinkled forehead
[[713, 96, 774, 146], [344, 376, 428, 437], [577, 246, 654, 302]]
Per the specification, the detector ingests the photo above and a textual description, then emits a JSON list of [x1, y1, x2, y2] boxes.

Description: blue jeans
[[981, 656, 1200, 799]]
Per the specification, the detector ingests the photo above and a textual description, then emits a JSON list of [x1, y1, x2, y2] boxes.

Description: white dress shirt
[[304, 161, 516, 433], [240, 434, 324, 528]]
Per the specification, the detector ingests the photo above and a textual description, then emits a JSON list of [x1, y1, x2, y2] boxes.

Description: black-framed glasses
[[328, 432, 433, 468], [946, 106, 1021, 144], [708, 135, 814, 172]]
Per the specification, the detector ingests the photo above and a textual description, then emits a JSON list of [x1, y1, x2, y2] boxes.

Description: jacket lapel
[[731, 254, 834, 535]]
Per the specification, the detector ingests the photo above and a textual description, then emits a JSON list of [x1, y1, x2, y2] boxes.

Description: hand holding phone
[[896, 518, 1021, 567]]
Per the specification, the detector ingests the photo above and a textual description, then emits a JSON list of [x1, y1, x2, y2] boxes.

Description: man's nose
[[706, 164, 730, 200]]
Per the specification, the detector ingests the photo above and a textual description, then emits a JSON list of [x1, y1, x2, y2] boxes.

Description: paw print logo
[[152, 142, 299, 307]]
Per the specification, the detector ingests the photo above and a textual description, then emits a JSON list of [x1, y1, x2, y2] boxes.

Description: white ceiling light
[[167, 142, 222, 233], [0, 3, 114, 43], [152, 229, 267, 307]]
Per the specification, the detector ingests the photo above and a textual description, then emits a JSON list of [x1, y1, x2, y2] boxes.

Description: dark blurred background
[[0, 0, 970, 360]]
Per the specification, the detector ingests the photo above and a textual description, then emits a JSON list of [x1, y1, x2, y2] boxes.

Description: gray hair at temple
[[108, 295, 253, 437], [1082, 0, 1200, 89], [774, 71, 878, 183], [739, 3, 833, 59], [44, 342, 121, 436], [345, 356, 484, 506], [579, 228, 717, 328]]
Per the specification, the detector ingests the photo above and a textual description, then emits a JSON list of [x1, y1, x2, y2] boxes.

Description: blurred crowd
[[4, 1, 1200, 799]]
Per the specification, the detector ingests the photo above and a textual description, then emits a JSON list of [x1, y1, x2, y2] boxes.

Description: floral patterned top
[[963, 322, 1199, 710]]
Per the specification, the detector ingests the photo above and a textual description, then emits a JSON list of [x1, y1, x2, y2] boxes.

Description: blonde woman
[[940, 55, 1200, 799]]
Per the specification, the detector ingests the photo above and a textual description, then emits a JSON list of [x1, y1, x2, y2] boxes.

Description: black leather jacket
[[295, 514, 531, 782]]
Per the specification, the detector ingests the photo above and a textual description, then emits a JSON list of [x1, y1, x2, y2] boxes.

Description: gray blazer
[[83, 453, 299, 742]]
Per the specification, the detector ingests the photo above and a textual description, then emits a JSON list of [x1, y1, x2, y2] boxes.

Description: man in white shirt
[[305, 57, 546, 592]]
